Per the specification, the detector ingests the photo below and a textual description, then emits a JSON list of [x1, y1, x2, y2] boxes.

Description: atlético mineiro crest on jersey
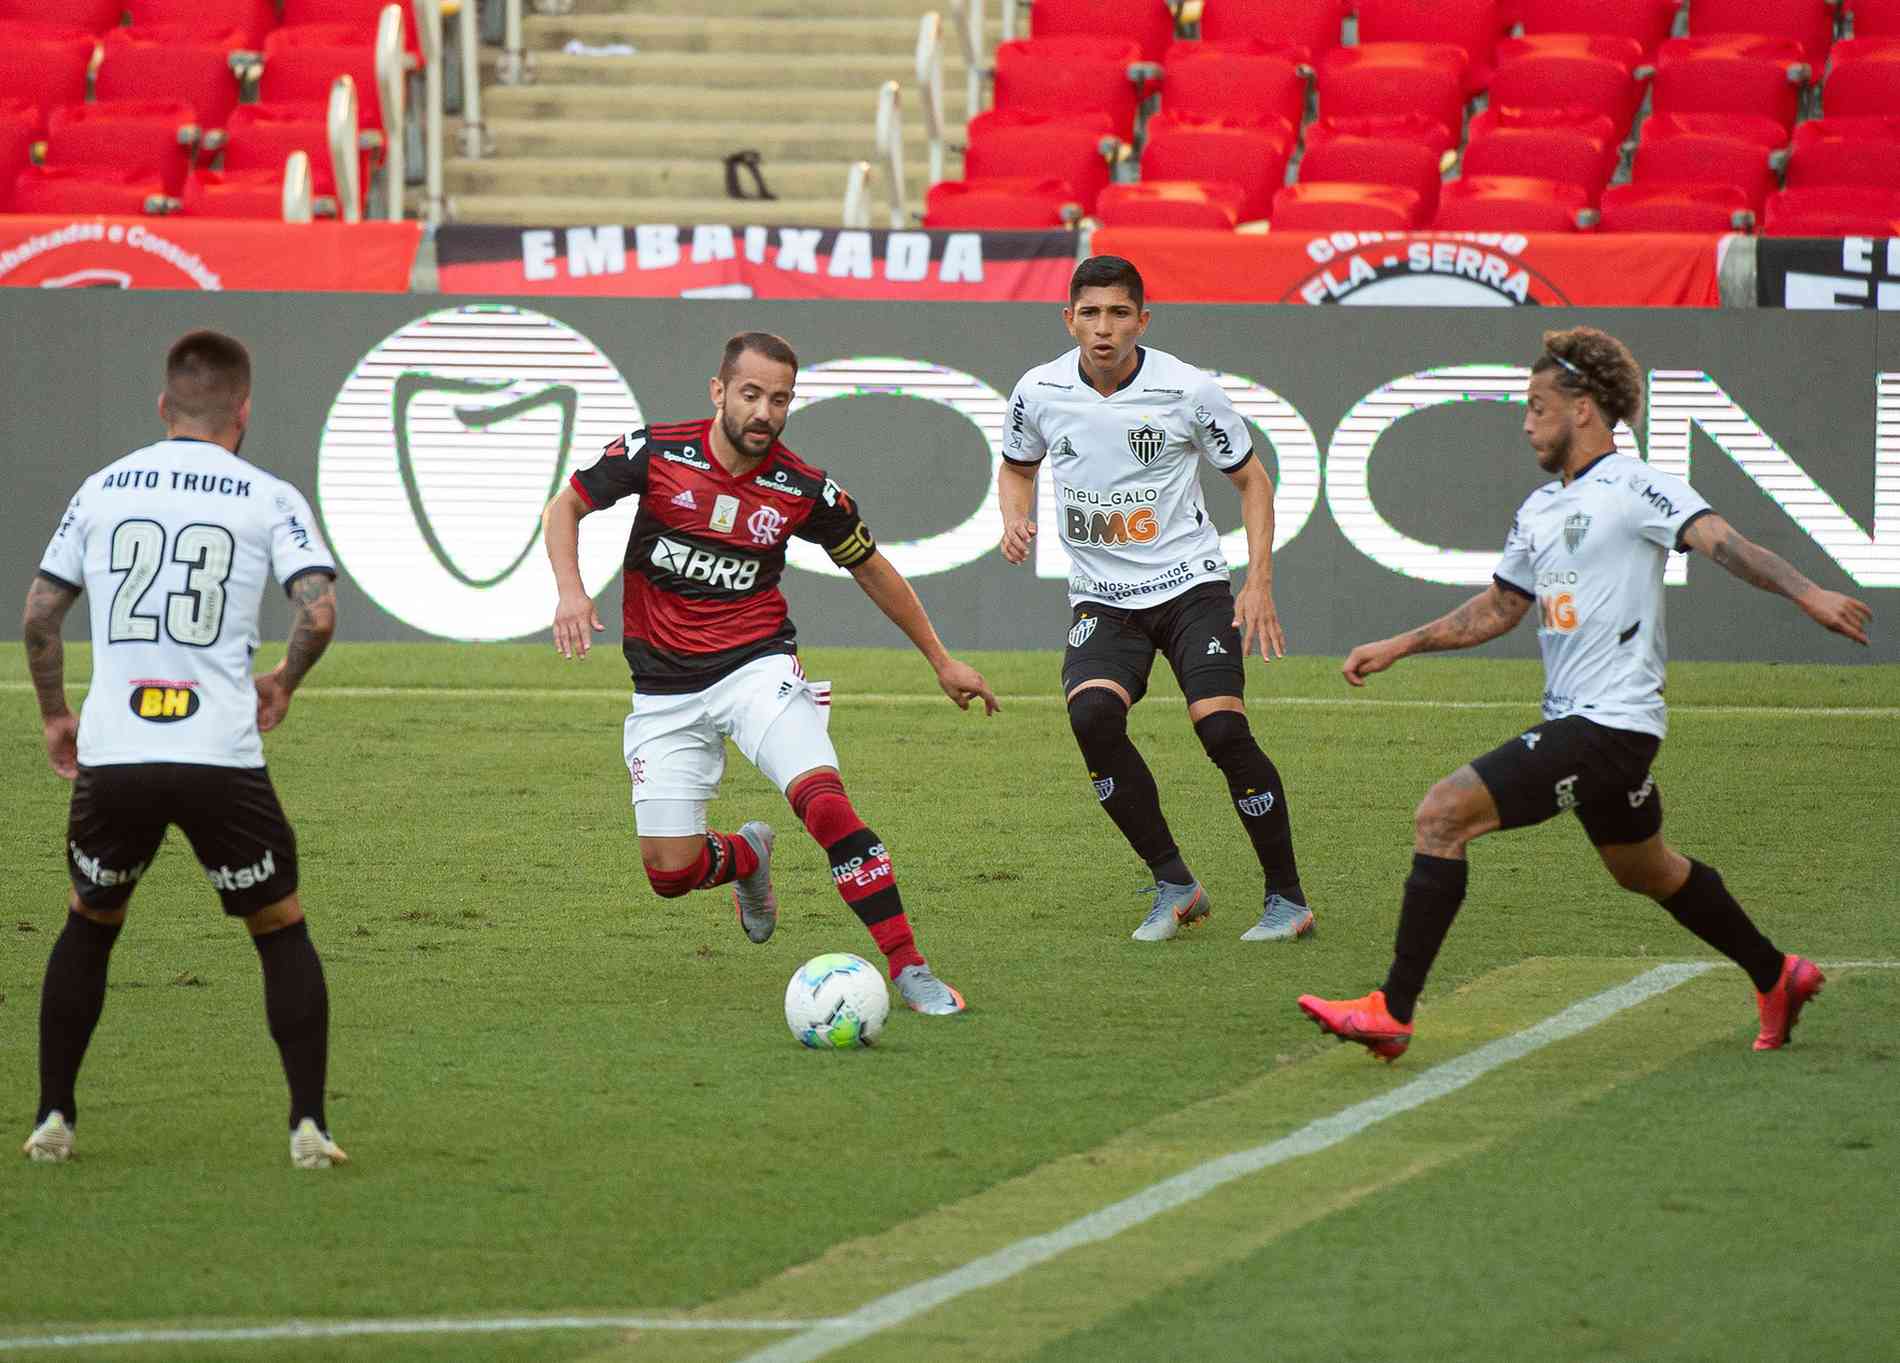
[[1125, 422, 1166, 466], [1069, 615, 1098, 648], [1092, 776, 1115, 801], [1237, 792, 1274, 816], [1564, 512, 1592, 553]]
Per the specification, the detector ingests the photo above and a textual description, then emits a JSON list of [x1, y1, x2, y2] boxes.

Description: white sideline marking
[[3, 681, 1888, 718], [0, 1316, 844, 1354], [736, 963, 1716, 1363]]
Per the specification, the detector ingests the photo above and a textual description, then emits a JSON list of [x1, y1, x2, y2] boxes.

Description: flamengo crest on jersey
[[1006, 346, 1252, 609], [1492, 452, 1712, 740], [38, 438, 335, 769]]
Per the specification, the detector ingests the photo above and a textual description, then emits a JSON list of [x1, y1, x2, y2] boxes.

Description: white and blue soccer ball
[[785, 952, 889, 1049]]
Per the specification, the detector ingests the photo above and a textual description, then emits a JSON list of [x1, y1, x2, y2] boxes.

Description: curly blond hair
[[1534, 326, 1644, 429]]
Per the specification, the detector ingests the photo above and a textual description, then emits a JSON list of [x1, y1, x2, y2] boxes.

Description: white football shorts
[[624, 652, 836, 837]]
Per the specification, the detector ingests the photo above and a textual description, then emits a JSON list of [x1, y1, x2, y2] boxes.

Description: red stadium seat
[[1490, 49, 1650, 132], [282, 0, 422, 64], [1823, 43, 1900, 114], [1157, 45, 1305, 131], [12, 164, 172, 214], [1029, 0, 1176, 63], [1461, 123, 1618, 200], [1628, 130, 1780, 210], [992, 37, 1145, 140], [1786, 117, 1900, 189], [1270, 181, 1423, 228], [44, 100, 199, 196], [0, 0, 123, 30], [1434, 175, 1592, 229], [1639, 109, 1793, 148], [1597, 181, 1755, 229], [261, 24, 388, 137], [1468, 103, 1620, 143], [181, 167, 293, 218], [1850, 0, 1900, 34], [223, 102, 356, 211], [965, 116, 1116, 214], [1140, 115, 1294, 222], [1762, 183, 1900, 231], [922, 177, 1077, 228], [1689, 0, 1836, 66], [1317, 45, 1469, 145], [1095, 181, 1244, 229], [99, 28, 246, 145], [0, 29, 96, 134], [1652, 41, 1811, 129], [1519, 0, 1680, 59], [1297, 132, 1445, 221], [1494, 33, 1649, 75], [1356, 0, 1501, 93], [126, 0, 276, 49], [1199, 0, 1346, 67], [0, 101, 35, 212], [1305, 111, 1457, 155]]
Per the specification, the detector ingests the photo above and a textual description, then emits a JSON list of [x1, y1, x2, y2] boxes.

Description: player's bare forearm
[[1400, 584, 1529, 656], [1227, 455, 1276, 594], [850, 551, 950, 669], [541, 487, 589, 596], [997, 460, 1039, 563], [1683, 514, 1873, 644], [22, 574, 78, 719], [281, 572, 337, 690]]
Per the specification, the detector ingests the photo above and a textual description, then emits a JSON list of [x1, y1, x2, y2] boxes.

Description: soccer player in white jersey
[[21, 331, 347, 1168], [1298, 326, 1873, 1062], [999, 255, 1312, 944]]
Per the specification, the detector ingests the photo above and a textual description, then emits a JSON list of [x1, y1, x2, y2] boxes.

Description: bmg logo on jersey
[[651, 535, 761, 592], [128, 683, 200, 722], [1065, 506, 1159, 546], [316, 305, 642, 641]]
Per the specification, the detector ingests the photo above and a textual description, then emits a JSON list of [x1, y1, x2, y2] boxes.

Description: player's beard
[[720, 407, 780, 460], [1534, 423, 1570, 474]]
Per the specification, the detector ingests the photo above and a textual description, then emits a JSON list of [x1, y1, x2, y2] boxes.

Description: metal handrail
[[456, 0, 488, 157], [915, 12, 946, 187], [1000, 0, 1019, 42], [948, 0, 986, 119], [842, 160, 873, 228], [498, 0, 530, 84], [281, 150, 315, 221], [413, 0, 446, 222], [327, 74, 364, 223], [874, 79, 907, 229], [374, 3, 406, 219]]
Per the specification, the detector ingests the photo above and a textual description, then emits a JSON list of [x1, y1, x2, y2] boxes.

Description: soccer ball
[[785, 952, 889, 1049]]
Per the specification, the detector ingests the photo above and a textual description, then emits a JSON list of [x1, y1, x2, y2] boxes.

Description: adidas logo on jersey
[[671, 489, 698, 510]]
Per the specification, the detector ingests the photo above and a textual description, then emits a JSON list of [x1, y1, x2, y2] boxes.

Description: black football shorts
[[1061, 581, 1245, 705], [66, 763, 300, 915], [1469, 715, 1664, 847]]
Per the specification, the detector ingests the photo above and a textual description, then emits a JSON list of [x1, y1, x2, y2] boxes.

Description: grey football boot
[[1240, 893, 1315, 942], [733, 821, 778, 944], [1132, 879, 1210, 941], [894, 963, 967, 1014]]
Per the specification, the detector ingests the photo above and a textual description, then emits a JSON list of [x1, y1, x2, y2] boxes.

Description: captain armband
[[826, 523, 877, 568]]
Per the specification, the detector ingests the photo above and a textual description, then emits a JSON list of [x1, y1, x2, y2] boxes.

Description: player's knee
[[643, 860, 700, 898], [1067, 688, 1128, 750], [1191, 709, 1252, 766], [1414, 781, 1475, 850]]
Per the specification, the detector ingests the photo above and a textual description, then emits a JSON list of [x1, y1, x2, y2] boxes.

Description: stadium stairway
[[449, 0, 971, 226]]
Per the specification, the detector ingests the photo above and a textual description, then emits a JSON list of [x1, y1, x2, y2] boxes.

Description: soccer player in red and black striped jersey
[[542, 331, 998, 1014]]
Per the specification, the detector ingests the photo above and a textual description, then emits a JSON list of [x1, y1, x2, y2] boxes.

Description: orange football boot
[[1297, 989, 1413, 1062], [1753, 954, 1824, 1051]]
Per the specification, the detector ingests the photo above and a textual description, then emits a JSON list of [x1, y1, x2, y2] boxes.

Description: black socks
[[1194, 711, 1303, 903], [252, 919, 331, 1133], [37, 909, 122, 1126], [1382, 853, 1470, 1023], [1068, 689, 1186, 876], [1661, 859, 1784, 993]]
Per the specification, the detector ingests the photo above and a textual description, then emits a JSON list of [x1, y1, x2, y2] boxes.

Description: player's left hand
[[937, 658, 1000, 715], [1234, 581, 1287, 661], [42, 709, 77, 780], [1798, 587, 1873, 645], [255, 664, 293, 733]]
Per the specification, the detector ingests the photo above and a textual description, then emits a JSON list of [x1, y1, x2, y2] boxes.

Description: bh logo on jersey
[[651, 536, 761, 592], [129, 684, 199, 723]]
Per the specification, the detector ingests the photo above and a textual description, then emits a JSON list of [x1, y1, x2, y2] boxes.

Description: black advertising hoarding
[[1757, 236, 1900, 309], [2, 292, 1893, 663]]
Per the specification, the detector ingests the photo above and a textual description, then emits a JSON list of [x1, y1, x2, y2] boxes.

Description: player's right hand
[[1342, 640, 1400, 687], [553, 590, 604, 659], [42, 710, 77, 780], [1000, 517, 1037, 565], [1799, 588, 1872, 646]]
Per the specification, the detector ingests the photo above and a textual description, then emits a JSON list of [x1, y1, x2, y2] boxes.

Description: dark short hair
[[718, 331, 799, 383], [164, 330, 252, 425], [1069, 255, 1145, 309], [1533, 326, 1645, 428]]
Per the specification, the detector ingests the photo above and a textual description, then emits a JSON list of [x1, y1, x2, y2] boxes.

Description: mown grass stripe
[[732, 964, 1715, 1363]]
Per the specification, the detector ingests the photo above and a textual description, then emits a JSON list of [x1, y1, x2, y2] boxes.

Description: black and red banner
[[1091, 227, 1728, 306], [0, 216, 423, 292], [1756, 236, 1900, 308], [434, 223, 1076, 301]]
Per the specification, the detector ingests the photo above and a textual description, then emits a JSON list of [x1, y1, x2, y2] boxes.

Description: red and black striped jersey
[[568, 419, 878, 693]]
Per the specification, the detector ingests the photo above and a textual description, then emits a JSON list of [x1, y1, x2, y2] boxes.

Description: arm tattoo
[[282, 573, 337, 690], [22, 576, 79, 719], [1403, 587, 1524, 655], [1706, 526, 1816, 602]]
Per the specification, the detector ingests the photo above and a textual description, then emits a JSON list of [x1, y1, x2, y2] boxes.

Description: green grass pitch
[[1, 644, 1895, 1363]]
